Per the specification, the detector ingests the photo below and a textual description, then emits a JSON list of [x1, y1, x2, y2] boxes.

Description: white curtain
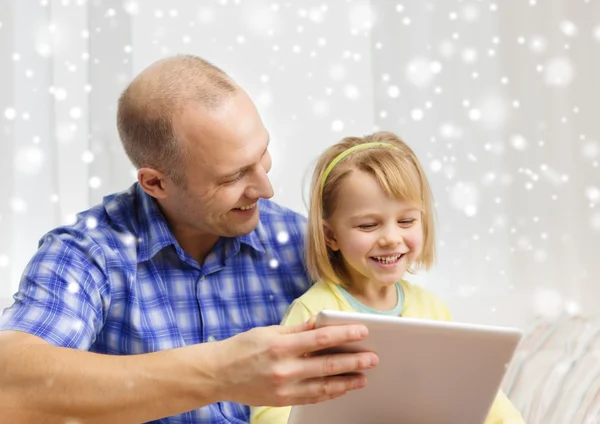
[[1, 0, 599, 327], [0, 0, 133, 299]]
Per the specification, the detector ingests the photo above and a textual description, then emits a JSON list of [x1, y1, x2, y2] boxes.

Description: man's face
[[166, 90, 274, 239]]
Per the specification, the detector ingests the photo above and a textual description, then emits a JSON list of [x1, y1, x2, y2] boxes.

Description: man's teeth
[[373, 254, 402, 264], [238, 203, 256, 211]]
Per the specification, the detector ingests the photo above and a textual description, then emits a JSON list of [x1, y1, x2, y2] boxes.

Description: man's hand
[[211, 321, 378, 407]]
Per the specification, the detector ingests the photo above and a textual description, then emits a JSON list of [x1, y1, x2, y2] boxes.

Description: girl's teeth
[[374, 255, 401, 264]]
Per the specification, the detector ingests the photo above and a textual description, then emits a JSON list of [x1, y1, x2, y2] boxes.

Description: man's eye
[[224, 174, 243, 185]]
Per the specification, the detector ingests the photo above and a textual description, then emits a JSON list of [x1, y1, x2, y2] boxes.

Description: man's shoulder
[[39, 184, 141, 261], [256, 199, 307, 240], [258, 199, 307, 223]]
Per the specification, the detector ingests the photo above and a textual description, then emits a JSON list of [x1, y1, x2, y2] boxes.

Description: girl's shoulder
[[293, 280, 352, 313], [281, 280, 352, 326], [399, 280, 453, 321]]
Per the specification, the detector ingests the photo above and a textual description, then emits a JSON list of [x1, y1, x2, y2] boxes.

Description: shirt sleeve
[[250, 300, 312, 424], [0, 230, 108, 350]]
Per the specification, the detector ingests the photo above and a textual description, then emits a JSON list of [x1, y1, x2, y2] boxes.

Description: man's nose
[[246, 168, 274, 200]]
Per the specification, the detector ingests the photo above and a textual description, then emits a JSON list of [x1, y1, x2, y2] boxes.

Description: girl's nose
[[378, 229, 402, 247]]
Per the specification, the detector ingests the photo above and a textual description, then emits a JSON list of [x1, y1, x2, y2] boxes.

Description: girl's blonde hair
[[306, 131, 436, 285]]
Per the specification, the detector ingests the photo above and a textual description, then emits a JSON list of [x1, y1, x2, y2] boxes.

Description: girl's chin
[[369, 275, 403, 286]]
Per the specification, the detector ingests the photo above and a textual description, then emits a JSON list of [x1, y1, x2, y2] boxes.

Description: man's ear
[[323, 221, 339, 251], [138, 167, 169, 199]]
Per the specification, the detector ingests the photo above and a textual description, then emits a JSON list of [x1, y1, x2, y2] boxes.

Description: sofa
[[502, 314, 600, 423]]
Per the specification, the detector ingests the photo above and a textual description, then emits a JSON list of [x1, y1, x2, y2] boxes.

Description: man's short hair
[[117, 54, 237, 186]]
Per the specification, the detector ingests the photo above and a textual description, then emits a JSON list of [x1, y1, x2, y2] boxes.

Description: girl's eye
[[399, 219, 416, 226], [358, 224, 377, 230]]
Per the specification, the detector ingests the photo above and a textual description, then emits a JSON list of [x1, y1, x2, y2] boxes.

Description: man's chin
[[225, 208, 260, 236]]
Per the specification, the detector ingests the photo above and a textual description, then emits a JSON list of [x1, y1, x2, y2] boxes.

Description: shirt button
[[207, 335, 217, 342]]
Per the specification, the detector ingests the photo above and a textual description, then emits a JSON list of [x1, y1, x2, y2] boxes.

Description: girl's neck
[[343, 282, 398, 311]]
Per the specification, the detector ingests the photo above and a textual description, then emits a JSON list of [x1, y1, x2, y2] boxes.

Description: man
[[0, 55, 378, 423]]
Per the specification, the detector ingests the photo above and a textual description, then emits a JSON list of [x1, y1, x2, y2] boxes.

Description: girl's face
[[324, 170, 424, 289]]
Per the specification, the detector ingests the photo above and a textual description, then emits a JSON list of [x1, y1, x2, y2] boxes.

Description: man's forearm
[[0, 333, 224, 423]]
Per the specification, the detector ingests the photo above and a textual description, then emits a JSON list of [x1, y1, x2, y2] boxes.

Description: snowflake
[[544, 57, 574, 87], [348, 3, 374, 33], [529, 35, 547, 54], [52, 87, 68, 101], [582, 140, 599, 159], [89, 176, 102, 189], [15, 147, 44, 175], [439, 40, 456, 58], [410, 109, 424, 121], [387, 85, 400, 98], [559, 20, 578, 37], [585, 187, 600, 203], [591, 213, 600, 232], [461, 48, 477, 63], [510, 134, 527, 151], [197, 7, 216, 24], [69, 107, 82, 119], [533, 288, 563, 319], [468, 109, 481, 121], [594, 25, 600, 42], [429, 160, 442, 172], [331, 120, 344, 132], [343, 85, 360, 100], [329, 65, 346, 82], [461, 4, 479, 22], [81, 151, 95, 164], [10, 198, 27, 213], [450, 182, 479, 215], [406, 57, 439, 88], [276, 231, 289, 244], [312, 100, 330, 117]]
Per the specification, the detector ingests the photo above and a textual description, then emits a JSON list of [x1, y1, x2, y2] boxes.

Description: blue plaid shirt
[[0, 183, 311, 423]]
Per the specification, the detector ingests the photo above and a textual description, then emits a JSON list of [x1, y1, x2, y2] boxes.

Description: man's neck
[[172, 228, 219, 266], [155, 202, 219, 266]]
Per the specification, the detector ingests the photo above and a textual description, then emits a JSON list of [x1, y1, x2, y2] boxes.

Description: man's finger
[[286, 374, 368, 406], [283, 324, 370, 355], [305, 315, 317, 329], [283, 321, 314, 335], [285, 350, 378, 383]]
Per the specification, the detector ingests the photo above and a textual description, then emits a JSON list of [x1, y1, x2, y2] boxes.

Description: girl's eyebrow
[[351, 208, 421, 219]]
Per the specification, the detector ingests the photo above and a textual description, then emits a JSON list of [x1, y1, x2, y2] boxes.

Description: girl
[[251, 131, 524, 423]]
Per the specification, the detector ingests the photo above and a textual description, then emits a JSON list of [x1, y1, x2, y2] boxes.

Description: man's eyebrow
[[220, 137, 270, 180]]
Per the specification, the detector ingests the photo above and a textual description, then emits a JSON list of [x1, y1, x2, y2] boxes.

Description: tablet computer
[[287, 310, 523, 424]]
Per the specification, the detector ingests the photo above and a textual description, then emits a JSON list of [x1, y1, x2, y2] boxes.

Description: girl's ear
[[323, 221, 339, 251]]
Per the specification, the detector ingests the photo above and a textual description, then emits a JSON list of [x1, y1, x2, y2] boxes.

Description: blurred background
[[1, 0, 599, 328]]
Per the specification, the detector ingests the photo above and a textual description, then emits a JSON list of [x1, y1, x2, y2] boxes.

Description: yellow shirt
[[251, 280, 525, 424]]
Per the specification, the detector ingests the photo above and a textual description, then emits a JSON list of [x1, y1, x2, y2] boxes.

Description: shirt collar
[[135, 183, 179, 263]]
